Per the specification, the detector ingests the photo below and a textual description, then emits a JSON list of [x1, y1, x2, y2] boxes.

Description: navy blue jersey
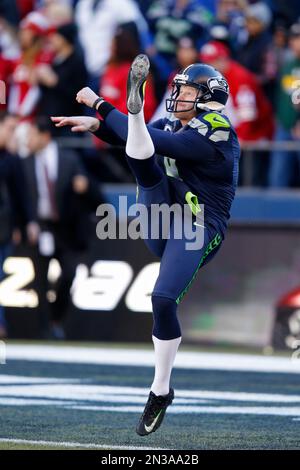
[[151, 111, 240, 236], [93, 108, 240, 238]]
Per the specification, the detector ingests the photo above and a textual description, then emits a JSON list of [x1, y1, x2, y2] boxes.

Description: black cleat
[[127, 54, 150, 114], [136, 388, 174, 436]]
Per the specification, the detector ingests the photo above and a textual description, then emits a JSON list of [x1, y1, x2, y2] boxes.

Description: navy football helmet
[[166, 63, 229, 113]]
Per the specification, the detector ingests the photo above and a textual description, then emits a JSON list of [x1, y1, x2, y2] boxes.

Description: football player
[[52, 54, 240, 437]]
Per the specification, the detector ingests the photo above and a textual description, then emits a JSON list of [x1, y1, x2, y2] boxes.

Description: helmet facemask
[[166, 82, 209, 113]]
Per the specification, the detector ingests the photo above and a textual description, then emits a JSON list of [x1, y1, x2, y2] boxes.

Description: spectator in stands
[[35, 22, 87, 136], [92, 22, 157, 182], [0, 113, 39, 338], [201, 40, 274, 186], [75, 0, 150, 91], [22, 117, 99, 339], [150, 36, 199, 122], [146, 0, 212, 73], [214, 0, 248, 51], [175, 35, 199, 72], [262, 21, 293, 108], [236, 2, 274, 101], [271, 22, 293, 71], [100, 23, 157, 121], [0, 11, 53, 120], [269, 23, 300, 187]]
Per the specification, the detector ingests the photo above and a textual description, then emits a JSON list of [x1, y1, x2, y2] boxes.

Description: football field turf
[[0, 342, 300, 450]]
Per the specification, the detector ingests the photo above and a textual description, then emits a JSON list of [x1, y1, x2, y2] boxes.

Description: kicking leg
[[126, 54, 171, 258], [125, 54, 162, 188]]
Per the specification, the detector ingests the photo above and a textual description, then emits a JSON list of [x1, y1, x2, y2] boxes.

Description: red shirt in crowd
[[100, 62, 157, 122], [224, 60, 274, 142], [0, 49, 53, 119]]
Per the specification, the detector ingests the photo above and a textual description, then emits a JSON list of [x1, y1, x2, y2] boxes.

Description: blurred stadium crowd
[[1, 0, 300, 186], [1, 0, 300, 339]]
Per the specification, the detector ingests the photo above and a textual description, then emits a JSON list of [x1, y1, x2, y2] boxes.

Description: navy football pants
[[128, 155, 222, 339]]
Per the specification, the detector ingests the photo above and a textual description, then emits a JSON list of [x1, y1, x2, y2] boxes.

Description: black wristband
[[96, 101, 116, 119], [92, 97, 104, 110]]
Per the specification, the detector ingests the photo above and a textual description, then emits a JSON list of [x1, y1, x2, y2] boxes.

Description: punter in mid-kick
[[52, 54, 240, 436]]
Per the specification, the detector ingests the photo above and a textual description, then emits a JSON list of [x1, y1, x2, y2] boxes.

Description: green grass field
[[0, 342, 300, 450]]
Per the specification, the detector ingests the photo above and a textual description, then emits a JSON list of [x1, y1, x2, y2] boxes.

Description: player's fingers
[[71, 125, 86, 132], [51, 116, 65, 123], [55, 117, 77, 127], [51, 116, 73, 127]]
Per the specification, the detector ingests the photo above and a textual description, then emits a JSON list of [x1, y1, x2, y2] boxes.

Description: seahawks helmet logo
[[207, 77, 229, 94], [174, 73, 189, 84]]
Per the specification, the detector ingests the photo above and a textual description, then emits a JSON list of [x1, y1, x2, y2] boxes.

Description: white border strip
[[4, 345, 300, 374]]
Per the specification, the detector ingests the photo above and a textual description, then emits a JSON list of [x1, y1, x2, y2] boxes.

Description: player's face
[[174, 85, 198, 121]]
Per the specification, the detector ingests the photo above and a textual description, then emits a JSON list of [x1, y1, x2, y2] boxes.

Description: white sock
[[126, 110, 154, 160], [150, 335, 182, 396]]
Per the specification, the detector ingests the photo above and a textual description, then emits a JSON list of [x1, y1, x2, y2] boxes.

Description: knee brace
[[151, 295, 181, 340]]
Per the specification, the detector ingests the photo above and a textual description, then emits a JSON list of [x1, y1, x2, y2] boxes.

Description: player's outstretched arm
[[100, 109, 219, 162], [74, 88, 218, 162], [51, 115, 126, 146], [51, 116, 100, 132]]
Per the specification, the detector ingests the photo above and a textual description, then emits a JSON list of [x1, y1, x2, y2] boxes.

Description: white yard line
[[1, 376, 300, 417], [4, 344, 300, 374], [0, 375, 80, 384], [1, 378, 300, 403], [0, 438, 166, 450], [66, 405, 300, 417]]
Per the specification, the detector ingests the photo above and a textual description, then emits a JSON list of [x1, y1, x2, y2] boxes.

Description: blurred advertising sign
[[2, 225, 300, 348]]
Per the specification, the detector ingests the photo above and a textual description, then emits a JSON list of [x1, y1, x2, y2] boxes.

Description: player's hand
[[76, 87, 99, 108], [51, 116, 100, 132]]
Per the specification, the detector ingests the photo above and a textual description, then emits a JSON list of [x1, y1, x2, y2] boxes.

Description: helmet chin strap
[[196, 102, 225, 112], [194, 103, 210, 112]]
